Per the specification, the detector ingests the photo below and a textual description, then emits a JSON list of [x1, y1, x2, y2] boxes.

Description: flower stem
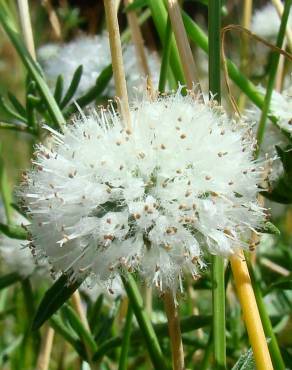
[[149, 0, 185, 86], [245, 253, 286, 370], [256, 0, 292, 155], [211, 256, 226, 369], [103, 0, 131, 132], [118, 305, 133, 370], [166, 0, 201, 91], [272, 0, 292, 50], [121, 273, 167, 370], [71, 291, 98, 370], [238, 0, 253, 111], [163, 291, 185, 370], [36, 325, 55, 370], [208, 1, 226, 368], [71, 291, 90, 331], [230, 252, 273, 370], [17, 0, 36, 60], [158, 16, 172, 92], [124, 0, 153, 89]]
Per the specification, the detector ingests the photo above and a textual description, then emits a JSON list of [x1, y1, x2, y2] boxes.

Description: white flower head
[[251, 3, 292, 40], [20, 90, 266, 292], [38, 34, 160, 100]]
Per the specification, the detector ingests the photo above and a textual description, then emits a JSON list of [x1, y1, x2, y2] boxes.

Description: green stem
[[21, 278, 40, 356], [208, 0, 221, 100], [211, 257, 226, 369], [149, 0, 185, 86], [208, 1, 226, 368], [0, 150, 13, 224], [0, 2, 65, 129], [245, 254, 286, 370], [255, 0, 292, 156], [121, 273, 167, 370], [118, 305, 133, 370], [158, 16, 172, 93]]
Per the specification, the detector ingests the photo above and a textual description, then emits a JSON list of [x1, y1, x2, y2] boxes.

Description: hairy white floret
[[38, 34, 160, 100], [21, 91, 266, 292], [81, 276, 125, 303]]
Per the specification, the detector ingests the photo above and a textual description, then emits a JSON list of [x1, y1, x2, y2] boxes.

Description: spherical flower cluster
[[38, 34, 160, 100], [20, 91, 266, 292], [251, 4, 292, 40]]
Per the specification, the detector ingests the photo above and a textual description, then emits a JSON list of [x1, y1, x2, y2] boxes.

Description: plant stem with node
[[166, 0, 201, 91], [36, 325, 55, 370], [103, 0, 132, 132], [238, 0, 253, 112], [208, 0, 226, 368], [17, 0, 36, 60], [230, 252, 273, 370], [163, 291, 185, 370]]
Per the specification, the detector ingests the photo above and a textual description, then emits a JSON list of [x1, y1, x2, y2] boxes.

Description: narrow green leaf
[[0, 95, 27, 123], [54, 75, 64, 105], [32, 274, 83, 330], [50, 315, 87, 359], [0, 272, 22, 290], [118, 305, 133, 370], [93, 337, 122, 362], [60, 65, 83, 108], [7, 92, 26, 116], [88, 294, 104, 332], [0, 223, 28, 239], [0, 121, 29, 133], [64, 64, 112, 118], [62, 304, 97, 353]]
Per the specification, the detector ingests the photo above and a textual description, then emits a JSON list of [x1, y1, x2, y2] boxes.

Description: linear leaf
[[60, 65, 83, 108], [32, 273, 83, 330]]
